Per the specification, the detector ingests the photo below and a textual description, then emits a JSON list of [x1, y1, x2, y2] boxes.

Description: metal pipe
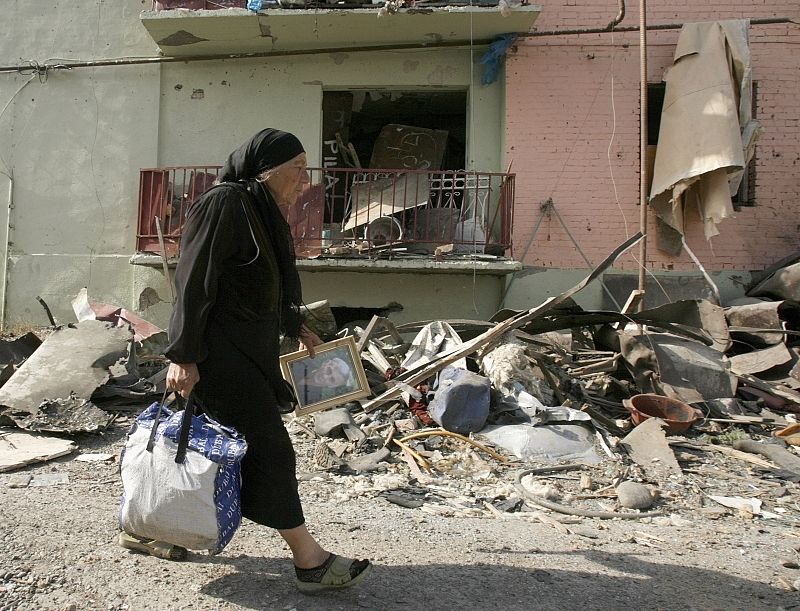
[[607, 0, 626, 30], [523, 15, 792, 38], [637, 0, 647, 308], [0, 174, 13, 332], [0, 17, 793, 74]]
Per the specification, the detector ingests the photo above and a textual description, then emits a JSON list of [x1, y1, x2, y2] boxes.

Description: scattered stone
[[423, 435, 444, 450], [4, 473, 32, 488], [74, 453, 115, 462], [615, 481, 654, 510], [780, 558, 799, 569], [380, 489, 425, 509], [394, 419, 417, 433], [669, 513, 693, 527], [314, 408, 357, 438], [619, 418, 682, 480], [520, 477, 560, 501], [347, 447, 391, 472], [29, 472, 70, 486], [312, 441, 340, 469]]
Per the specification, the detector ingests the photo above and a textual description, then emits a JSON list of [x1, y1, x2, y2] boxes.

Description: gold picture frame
[[279, 336, 371, 416]]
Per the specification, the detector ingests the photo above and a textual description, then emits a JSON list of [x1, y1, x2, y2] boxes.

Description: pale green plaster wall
[[301, 270, 504, 324], [500, 268, 603, 312], [155, 48, 503, 170], [0, 1, 160, 329]]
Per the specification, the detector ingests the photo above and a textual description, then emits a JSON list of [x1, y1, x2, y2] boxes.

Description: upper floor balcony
[[140, 1, 541, 57], [137, 165, 515, 260]]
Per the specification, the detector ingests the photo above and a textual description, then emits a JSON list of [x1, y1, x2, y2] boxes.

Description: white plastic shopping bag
[[119, 396, 247, 554]]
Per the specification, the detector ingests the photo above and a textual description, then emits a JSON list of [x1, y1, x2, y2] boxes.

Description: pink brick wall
[[506, 1, 800, 272]]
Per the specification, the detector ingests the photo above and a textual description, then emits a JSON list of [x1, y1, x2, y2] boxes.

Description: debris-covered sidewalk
[[2, 241, 800, 609]]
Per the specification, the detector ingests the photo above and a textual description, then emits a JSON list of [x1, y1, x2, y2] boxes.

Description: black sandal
[[295, 553, 372, 593], [118, 532, 188, 561]]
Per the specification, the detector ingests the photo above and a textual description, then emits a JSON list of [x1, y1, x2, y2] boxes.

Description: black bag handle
[[146, 387, 170, 453], [145, 389, 196, 464], [175, 394, 196, 464]]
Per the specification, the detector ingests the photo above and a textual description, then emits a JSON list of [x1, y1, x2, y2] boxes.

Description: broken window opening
[[732, 81, 758, 209], [330, 302, 404, 332], [646, 82, 666, 146], [321, 89, 468, 224]]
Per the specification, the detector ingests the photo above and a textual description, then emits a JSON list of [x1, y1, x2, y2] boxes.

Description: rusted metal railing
[[137, 166, 221, 257], [137, 166, 514, 258]]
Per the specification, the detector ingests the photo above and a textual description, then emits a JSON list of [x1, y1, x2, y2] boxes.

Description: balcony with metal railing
[[137, 166, 514, 260]]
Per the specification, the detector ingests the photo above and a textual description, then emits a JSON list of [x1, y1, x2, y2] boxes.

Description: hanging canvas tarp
[[649, 20, 759, 254]]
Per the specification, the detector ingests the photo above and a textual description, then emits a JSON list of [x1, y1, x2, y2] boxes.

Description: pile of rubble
[[1, 239, 800, 584]]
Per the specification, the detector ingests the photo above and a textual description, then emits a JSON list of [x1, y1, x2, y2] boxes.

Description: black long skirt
[[194, 318, 305, 531]]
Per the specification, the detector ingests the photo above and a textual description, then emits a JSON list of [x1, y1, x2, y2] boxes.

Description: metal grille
[[137, 166, 514, 258]]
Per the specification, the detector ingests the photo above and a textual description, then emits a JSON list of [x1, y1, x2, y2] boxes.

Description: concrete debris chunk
[[72, 287, 167, 358], [75, 453, 116, 463], [732, 439, 800, 476], [619, 331, 736, 404], [4, 473, 32, 488], [314, 408, 360, 438], [620, 418, 683, 481], [729, 343, 793, 375], [0, 320, 128, 433], [346, 447, 391, 472], [615, 481, 654, 509], [29, 472, 70, 487], [0, 430, 77, 472]]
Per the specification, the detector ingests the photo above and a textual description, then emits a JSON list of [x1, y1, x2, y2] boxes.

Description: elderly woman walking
[[126, 128, 372, 593]]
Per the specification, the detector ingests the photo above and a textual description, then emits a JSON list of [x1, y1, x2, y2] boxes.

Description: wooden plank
[[154, 217, 176, 304], [356, 316, 383, 354]]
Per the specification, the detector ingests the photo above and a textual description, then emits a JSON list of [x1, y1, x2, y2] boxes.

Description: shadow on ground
[[200, 549, 796, 610]]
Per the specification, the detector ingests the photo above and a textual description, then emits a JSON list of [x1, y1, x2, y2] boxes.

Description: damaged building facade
[[502, 0, 800, 311], [0, 0, 798, 330], [0, 0, 537, 329]]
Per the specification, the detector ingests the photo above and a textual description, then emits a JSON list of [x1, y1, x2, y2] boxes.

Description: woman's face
[[264, 152, 310, 206], [309, 358, 349, 387]]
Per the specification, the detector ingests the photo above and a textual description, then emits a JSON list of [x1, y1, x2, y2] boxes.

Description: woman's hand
[[298, 325, 323, 357], [166, 362, 200, 398]]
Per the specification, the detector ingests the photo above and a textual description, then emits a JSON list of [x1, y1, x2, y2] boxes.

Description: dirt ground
[[2, 412, 800, 611]]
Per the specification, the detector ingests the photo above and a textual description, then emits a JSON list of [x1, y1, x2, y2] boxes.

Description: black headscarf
[[219, 128, 305, 182], [218, 128, 306, 338]]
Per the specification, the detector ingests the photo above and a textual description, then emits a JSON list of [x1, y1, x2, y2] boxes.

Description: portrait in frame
[[279, 336, 371, 416]]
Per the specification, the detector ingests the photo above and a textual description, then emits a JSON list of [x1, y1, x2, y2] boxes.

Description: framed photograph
[[279, 336, 371, 416]]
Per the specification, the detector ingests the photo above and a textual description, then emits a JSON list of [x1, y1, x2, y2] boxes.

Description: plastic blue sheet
[[478, 34, 519, 85]]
